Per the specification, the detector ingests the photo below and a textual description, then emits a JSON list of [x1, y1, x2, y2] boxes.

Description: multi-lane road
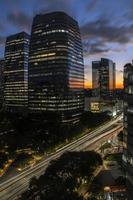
[[0, 115, 123, 200]]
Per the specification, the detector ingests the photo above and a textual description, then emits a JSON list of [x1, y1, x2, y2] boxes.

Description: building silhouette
[[123, 62, 133, 200]]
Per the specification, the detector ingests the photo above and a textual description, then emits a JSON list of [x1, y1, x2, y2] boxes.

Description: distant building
[[114, 89, 124, 100], [84, 97, 117, 116], [92, 61, 100, 97], [92, 58, 116, 99], [0, 59, 4, 108], [123, 62, 133, 200], [28, 12, 84, 124], [4, 32, 30, 113]]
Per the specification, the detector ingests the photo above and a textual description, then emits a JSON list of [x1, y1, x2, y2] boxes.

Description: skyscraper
[[92, 58, 116, 99], [28, 12, 84, 124], [123, 62, 133, 200], [92, 61, 100, 97], [4, 32, 30, 113], [0, 59, 5, 108]]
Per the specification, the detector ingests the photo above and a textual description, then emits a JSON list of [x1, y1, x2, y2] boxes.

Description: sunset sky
[[0, 0, 133, 88]]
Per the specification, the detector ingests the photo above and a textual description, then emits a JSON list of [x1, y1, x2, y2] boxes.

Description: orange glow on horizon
[[116, 82, 123, 89], [84, 81, 92, 89], [84, 81, 123, 89]]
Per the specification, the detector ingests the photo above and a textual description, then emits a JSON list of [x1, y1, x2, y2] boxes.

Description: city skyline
[[0, 0, 133, 88], [0, 2, 128, 199]]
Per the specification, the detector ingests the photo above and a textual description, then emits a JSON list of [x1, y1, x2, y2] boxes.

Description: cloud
[[81, 16, 133, 56], [0, 36, 6, 46], [0, 36, 6, 57], [35, 0, 72, 15], [81, 17, 132, 43], [6, 0, 73, 33], [7, 11, 32, 32], [3, 0, 133, 60], [83, 39, 110, 56], [116, 70, 123, 73], [86, 0, 98, 12]]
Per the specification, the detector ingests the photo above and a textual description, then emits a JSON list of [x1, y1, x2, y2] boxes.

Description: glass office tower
[[92, 61, 100, 97], [29, 12, 84, 124], [92, 58, 115, 99], [4, 32, 30, 113], [123, 63, 133, 200]]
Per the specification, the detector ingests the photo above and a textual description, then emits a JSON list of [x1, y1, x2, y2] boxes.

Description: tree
[[20, 151, 102, 200], [117, 131, 123, 142]]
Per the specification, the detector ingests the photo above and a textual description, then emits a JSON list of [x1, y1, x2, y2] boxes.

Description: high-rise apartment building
[[92, 58, 115, 99], [123, 62, 133, 200], [28, 12, 84, 124], [0, 59, 5, 108], [4, 32, 30, 113]]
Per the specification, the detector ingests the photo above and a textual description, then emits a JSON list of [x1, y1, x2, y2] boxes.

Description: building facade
[[92, 58, 115, 99], [28, 12, 84, 124], [0, 59, 5, 108], [123, 63, 133, 200], [92, 61, 100, 97], [4, 32, 30, 113]]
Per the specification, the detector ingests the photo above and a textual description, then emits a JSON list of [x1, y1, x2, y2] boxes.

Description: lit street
[[0, 1, 132, 199], [0, 115, 123, 200]]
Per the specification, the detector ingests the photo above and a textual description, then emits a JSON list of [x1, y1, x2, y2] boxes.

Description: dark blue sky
[[1, 0, 133, 87]]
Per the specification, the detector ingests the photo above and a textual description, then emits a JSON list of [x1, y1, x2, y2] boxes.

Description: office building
[[0, 59, 4, 108], [123, 62, 133, 200], [92, 58, 115, 99], [92, 61, 100, 97], [28, 12, 84, 124], [4, 32, 30, 113]]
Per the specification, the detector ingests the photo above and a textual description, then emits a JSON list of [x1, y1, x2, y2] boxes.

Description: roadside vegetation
[[20, 151, 102, 200], [104, 153, 122, 162], [0, 110, 111, 173]]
